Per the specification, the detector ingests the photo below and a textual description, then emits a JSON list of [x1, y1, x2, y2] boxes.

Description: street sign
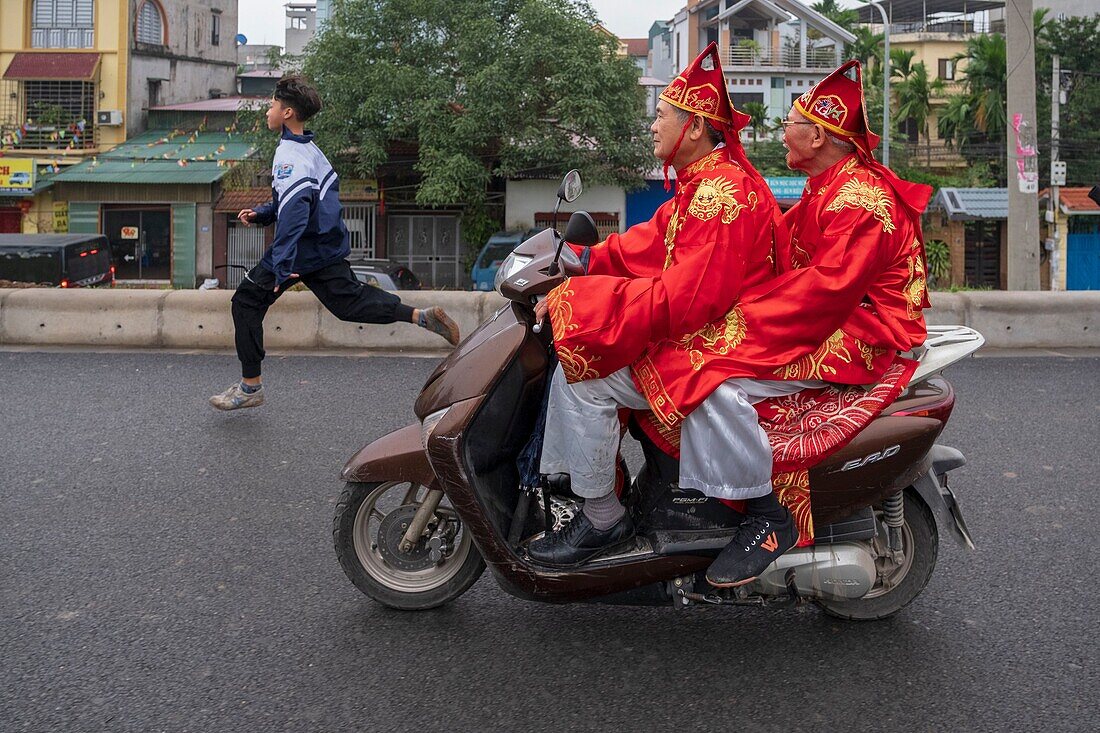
[[0, 158, 35, 192], [765, 176, 808, 200]]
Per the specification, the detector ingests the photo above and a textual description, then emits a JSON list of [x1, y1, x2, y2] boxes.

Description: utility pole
[[868, 1, 890, 167], [1006, 0, 1041, 290], [1049, 55, 1065, 291]]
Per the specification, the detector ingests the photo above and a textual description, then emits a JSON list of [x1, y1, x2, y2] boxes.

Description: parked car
[[471, 229, 542, 291], [348, 258, 422, 291], [0, 234, 114, 288]]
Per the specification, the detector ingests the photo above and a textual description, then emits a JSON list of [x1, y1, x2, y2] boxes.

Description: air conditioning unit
[[96, 110, 123, 126]]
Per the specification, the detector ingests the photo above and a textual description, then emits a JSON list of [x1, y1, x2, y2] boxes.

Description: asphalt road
[[1, 349, 1097, 732]]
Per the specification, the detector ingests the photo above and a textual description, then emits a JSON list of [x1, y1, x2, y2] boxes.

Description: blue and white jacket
[[253, 127, 350, 285]]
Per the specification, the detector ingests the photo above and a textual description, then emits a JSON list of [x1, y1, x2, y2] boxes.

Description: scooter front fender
[[340, 424, 440, 490]]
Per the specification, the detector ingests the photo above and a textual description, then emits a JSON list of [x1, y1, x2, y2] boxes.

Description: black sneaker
[[705, 509, 797, 588], [527, 512, 635, 567]]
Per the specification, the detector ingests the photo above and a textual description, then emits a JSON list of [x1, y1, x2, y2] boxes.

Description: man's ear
[[810, 123, 828, 150], [690, 114, 706, 141]]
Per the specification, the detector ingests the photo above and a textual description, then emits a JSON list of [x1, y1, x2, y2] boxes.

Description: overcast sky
[[236, 0, 689, 47]]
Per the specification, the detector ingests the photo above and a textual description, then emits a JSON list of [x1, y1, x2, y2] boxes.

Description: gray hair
[[827, 133, 856, 153], [673, 107, 725, 146]]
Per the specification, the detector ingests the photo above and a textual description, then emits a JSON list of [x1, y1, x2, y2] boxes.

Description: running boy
[[211, 75, 460, 411]]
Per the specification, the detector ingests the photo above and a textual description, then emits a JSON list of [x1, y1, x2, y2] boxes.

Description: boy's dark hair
[[273, 75, 322, 121]]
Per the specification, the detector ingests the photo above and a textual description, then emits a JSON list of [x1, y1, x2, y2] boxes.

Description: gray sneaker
[[421, 306, 460, 346], [209, 382, 264, 411]]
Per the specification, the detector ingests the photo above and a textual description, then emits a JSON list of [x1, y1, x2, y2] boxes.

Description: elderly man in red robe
[[633, 61, 934, 586], [533, 59, 933, 587], [527, 44, 793, 565]]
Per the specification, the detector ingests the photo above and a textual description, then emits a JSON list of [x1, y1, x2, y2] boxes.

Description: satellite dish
[[235, 33, 248, 46]]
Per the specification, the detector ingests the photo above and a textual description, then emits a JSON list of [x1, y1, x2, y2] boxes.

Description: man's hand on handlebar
[[533, 296, 549, 333]]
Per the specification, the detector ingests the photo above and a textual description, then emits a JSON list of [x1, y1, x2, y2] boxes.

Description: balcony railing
[[0, 122, 99, 151], [0, 79, 99, 152], [721, 45, 841, 70]]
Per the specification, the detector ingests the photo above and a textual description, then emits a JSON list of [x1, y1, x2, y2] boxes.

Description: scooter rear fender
[[340, 424, 440, 490]]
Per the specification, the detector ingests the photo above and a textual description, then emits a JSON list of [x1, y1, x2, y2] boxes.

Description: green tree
[[1035, 14, 1100, 186], [810, 0, 857, 32], [846, 26, 883, 75], [743, 101, 770, 143], [299, 0, 650, 218], [936, 33, 1007, 183], [894, 61, 944, 164]]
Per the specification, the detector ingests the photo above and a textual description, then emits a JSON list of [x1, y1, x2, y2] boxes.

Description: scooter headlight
[[494, 253, 532, 294], [420, 406, 450, 452]]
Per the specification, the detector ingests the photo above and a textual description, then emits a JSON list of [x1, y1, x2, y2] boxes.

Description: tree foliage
[[1036, 13, 1100, 187], [299, 0, 651, 210]]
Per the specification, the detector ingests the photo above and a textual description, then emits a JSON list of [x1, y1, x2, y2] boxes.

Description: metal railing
[[0, 80, 99, 151], [721, 45, 840, 70]]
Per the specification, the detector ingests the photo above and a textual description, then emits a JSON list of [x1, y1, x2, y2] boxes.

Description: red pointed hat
[[660, 41, 750, 133], [793, 59, 880, 157]]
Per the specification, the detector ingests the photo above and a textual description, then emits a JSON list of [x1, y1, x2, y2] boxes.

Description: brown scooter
[[334, 171, 981, 620]]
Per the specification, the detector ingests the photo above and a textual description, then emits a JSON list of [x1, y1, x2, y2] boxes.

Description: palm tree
[[890, 48, 916, 81], [846, 26, 884, 75], [811, 0, 858, 32], [743, 101, 770, 143], [958, 33, 1006, 142], [894, 62, 944, 165]]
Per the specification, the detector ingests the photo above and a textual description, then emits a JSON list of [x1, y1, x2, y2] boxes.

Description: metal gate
[[344, 203, 376, 258], [386, 214, 462, 289], [225, 222, 266, 288]]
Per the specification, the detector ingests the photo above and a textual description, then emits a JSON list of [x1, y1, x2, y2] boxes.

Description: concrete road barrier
[[0, 287, 1095, 352]]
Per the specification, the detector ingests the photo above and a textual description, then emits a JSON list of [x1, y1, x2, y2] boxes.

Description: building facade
[[1, 0, 238, 231], [662, 0, 855, 127]]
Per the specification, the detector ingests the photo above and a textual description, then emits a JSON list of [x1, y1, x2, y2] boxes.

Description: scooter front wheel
[[333, 481, 485, 610]]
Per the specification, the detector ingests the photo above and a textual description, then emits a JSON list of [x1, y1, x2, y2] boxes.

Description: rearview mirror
[[563, 211, 600, 247], [557, 169, 583, 203]]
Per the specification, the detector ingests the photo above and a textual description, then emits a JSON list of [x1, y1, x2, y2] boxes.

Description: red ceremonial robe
[[546, 146, 782, 402], [631, 153, 933, 429]]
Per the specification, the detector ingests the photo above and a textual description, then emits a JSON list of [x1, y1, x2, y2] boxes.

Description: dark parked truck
[[0, 234, 114, 288]]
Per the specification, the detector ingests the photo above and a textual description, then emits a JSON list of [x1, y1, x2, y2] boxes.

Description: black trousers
[[231, 260, 415, 378]]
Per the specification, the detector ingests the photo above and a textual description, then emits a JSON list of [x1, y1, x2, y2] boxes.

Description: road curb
[[0, 288, 1095, 351]]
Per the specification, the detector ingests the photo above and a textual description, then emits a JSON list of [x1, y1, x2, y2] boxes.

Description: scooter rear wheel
[[333, 481, 485, 610], [816, 490, 938, 621]]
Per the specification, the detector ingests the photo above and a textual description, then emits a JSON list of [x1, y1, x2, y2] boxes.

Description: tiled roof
[[1054, 187, 1100, 215], [215, 187, 271, 212], [51, 129, 258, 185], [3, 52, 101, 80], [622, 38, 649, 57], [930, 187, 1008, 221]]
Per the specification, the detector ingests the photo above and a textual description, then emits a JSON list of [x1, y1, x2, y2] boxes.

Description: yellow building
[[1, 0, 132, 232], [1, 0, 237, 240]]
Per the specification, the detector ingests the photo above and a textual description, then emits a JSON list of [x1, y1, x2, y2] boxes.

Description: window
[[211, 11, 221, 46], [938, 59, 955, 81], [288, 16, 307, 30], [148, 79, 161, 108], [31, 0, 95, 49], [136, 1, 165, 46]]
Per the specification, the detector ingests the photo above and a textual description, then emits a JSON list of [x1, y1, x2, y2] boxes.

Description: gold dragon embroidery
[[663, 205, 683, 269], [773, 329, 852, 380], [547, 284, 602, 381], [687, 178, 747, 224], [679, 306, 747, 371], [904, 239, 927, 319], [682, 149, 725, 176], [825, 179, 896, 233]]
